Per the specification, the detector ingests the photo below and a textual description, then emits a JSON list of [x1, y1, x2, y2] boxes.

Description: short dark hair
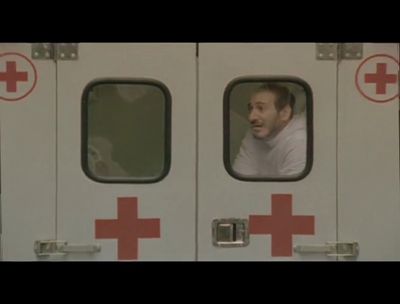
[[253, 83, 296, 117]]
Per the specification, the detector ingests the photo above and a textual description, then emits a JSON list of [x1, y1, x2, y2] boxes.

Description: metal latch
[[34, 240, 101, 258], [212, 218, 249, 247], [293, 242, 359, 257]]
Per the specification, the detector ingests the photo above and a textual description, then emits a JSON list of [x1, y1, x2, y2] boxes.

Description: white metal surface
[[338, 43, 400, 260], [56, 43, 197, 260], [198, 43, 338, 260], [0, 43, 56, 260]]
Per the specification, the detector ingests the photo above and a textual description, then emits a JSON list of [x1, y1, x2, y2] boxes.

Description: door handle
[[293, 242, 359, 257], [34, 240, 101, 258]]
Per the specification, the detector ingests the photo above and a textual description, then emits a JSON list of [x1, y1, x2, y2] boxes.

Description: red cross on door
[[364, 63, 397, 94], [0, 52, 38, 102], [0, 61, 28, 92], [95, 197, 160, 260], [355, 54, 399, 103], [249, 194, 315, 257]]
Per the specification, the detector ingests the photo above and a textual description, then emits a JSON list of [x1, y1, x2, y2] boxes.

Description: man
[[232, 83, 307, 177]]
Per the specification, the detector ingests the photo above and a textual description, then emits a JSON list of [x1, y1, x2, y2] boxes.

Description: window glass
[[82, 80, 171, 183], [224, 78, 313, 181]]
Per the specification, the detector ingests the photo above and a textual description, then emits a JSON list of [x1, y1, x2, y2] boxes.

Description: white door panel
[[0, 43, 56, 260], [2, 43, 399, 261], [198, 43, 337, 260], [56, 43, 196, 260], [338, 43, 400, 260]]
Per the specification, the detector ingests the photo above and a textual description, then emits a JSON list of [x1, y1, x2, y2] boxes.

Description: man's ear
[[279, 104, 292, 121]]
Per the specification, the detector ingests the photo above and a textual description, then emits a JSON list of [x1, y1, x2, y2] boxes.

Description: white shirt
[[232, 114, 307, 177]]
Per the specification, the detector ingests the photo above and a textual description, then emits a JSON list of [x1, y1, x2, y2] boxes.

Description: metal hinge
[[316, 43, 363, 60], [340, 43, 363, 60], [293, 241, 359, 257], [34, 240, 100, 258], [31, 43, 79, 61]]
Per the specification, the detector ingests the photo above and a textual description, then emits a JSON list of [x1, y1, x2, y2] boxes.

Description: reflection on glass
[[229, 81, 308, 179], [85, 82, 166, 181]]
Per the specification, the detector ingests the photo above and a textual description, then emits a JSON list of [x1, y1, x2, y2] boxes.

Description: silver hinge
[[31, 43, 79, 60], [293, 241, 359, 257], [34, 240, 101, 258], [316, 43, 339, 60], [32, 43, 54, 60], [316, 43, 363, 60], [212, 218, 249, 247], [340, 43, 363, 59]]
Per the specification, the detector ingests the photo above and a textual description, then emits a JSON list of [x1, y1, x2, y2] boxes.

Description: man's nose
[[248, 110, 257, 123]]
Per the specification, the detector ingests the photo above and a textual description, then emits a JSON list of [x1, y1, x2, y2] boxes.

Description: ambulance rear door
[[337, 43, 400, 260], [53, 43, 197, 260], [0, 43, 56, 260], [198, 43, 338, 260]]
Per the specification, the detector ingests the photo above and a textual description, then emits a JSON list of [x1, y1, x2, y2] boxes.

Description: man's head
[[247, 83, 295, 140]]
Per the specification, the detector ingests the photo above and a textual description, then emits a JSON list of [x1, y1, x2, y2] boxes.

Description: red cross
[[95, 197, 160, 260], [249, 194, 314, 257], [0, 61, 28, 92], [364, 63, 397, 94]]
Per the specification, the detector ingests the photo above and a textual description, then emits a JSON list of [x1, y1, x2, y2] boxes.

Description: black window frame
[[223, 76, 314, 182], [81, 78, 171, 184]]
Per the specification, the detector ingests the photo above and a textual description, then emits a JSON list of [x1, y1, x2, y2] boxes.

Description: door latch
[[212, 218, 249, 247]]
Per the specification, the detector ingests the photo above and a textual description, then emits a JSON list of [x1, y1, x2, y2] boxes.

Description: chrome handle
[[59, 243, 101, 253], [34, 240, 101, 257], [294, 244, 334, 254], [294, 242, 359, 257]]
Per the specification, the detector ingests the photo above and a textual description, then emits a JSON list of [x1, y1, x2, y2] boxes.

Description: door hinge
[[340, 43, 363, 60], [316, 43, 363, 60], [31, 43, 79, 61]]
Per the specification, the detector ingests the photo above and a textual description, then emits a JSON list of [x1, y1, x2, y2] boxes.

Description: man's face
[[248, 91, 289, 140]]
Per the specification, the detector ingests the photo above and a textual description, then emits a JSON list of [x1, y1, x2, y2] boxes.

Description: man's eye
[[256, 105, 264, 111]]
